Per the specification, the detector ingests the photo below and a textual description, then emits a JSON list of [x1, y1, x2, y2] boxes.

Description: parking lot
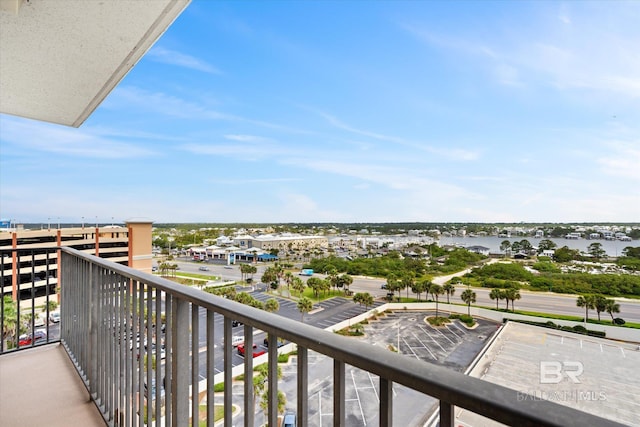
[[276, 311, 500, 427]]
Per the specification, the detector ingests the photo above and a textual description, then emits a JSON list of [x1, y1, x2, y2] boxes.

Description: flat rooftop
[[459, 321, 640, 426]]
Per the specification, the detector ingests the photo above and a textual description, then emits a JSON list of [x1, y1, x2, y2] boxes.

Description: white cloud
[[0, 117, 154, 158], [147, 47, 221, 74], [598, 142, 640, 180]]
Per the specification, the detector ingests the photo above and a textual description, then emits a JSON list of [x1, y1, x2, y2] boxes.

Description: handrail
[[58, 247, 623, 427]]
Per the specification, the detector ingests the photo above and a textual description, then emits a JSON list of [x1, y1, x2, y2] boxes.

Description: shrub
[[613, 318, 626, 325], [572, 325, 587, 333]]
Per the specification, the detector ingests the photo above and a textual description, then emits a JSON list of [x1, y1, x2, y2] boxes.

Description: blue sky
[[1, 1, 639, 224]]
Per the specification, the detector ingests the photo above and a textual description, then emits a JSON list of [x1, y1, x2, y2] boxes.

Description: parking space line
[[450, 322, 468, 334], [426, 324, 457, 345], [367, 371, 390, 399], [351, 369, 367, 426], [414, 331, 446, 354]]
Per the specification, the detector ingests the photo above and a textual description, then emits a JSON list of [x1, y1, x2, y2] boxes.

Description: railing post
[[171, 297, 190, 426], [223, 317, 233, 427], [268, 333, 278, 427], [89, 262, 98, 400], [334, 360, 345, 427], [244, 325, 254, 427], [379, 378, 392, 427], [297, 346, 308, 427], [440, 400, 454, 427], [206, 310, 215, 427]]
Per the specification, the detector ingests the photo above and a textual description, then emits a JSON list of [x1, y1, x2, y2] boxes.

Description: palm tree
[[283, 271, 294, 295], [261, 267, 278, 292], [576, 295, 595, 322], [411, 280, 427, 301], [604, 299, 620, 321], [443, 283, 455, 304], [401, 274, 415, 300], [264, 298, 279, 313], [2, 295, 19, 347], [353, 292, 374, 310], [489, 288, 502, 310], [338, 274, 353, 295], [461, 289, 476, 316], [505, 288, 521, 312], [291, 277, 305, 297], [432, 284, 444, 318], [297, 297, 313, 322], [593, 295, 607, 321]]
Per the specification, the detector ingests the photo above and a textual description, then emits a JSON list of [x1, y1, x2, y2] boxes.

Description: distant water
[[438, 236, 637, 257]]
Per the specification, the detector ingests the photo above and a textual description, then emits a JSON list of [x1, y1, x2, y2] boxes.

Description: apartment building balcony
[[0, 247, 626, 427]]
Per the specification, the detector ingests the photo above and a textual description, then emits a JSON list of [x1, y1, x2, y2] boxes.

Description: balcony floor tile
[[0, 343, 105, 427]]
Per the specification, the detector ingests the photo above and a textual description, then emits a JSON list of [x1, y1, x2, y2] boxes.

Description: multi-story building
[[0, 220, 153, 303]]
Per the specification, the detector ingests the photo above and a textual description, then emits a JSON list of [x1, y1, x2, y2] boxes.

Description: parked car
[[19, 329, 47, 347], [34, 313, 46, 327], [226, 335, 244, 347], [237, 343, 265, 357], [263, 337, 285, 348], [283, 411, 297, 427], [232, 319, 243, 327], [49, 311, 61, 323]]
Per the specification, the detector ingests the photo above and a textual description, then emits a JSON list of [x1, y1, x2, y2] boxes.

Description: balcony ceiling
[[0, 0, 190, 127]]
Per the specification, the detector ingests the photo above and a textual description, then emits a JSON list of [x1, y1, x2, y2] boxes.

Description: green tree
[[519, 239, 532, 254], [504, 288, 521, 312], [291, 277, 305, 296], [386, 276, 402, 300], [261, 267, 279, 291], [283, 271, 295, 295], [604, 299, 620, 321], [576, 295, 595, 322], [588, 243, 606, 260], [411, 280, 427, 301], [489, 288, 502, 310], [555, 246, 580, 263], [537, 239, 557, 253], [264, 298, 280, 313], [442, 283, 455, 304], [297, 297, 313, 322], [500, 240, 511, 257], [353, 292, 374, 310], [307, 277, 324, 299], [2, 296, 19, 347], [593, 294, 607, 321], [461, 289, 476, 316], [401, 273, 415, 300], [431, 284, 444, 318], [337, 274, 353, 295]]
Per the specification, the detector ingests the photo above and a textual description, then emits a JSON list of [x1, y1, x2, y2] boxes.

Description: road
[[170, 258, 640, 324]]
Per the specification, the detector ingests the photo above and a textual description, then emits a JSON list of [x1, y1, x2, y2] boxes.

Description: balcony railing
[[1, 247, 625, 427]]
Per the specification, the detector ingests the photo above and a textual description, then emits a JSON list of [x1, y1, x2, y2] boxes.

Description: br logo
[[539, 361, 583, 384]]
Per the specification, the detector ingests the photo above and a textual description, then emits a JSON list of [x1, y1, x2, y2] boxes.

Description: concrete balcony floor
[[0, 343, 105, 427]]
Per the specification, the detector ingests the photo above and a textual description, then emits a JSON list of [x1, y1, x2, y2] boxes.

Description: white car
[[49, 311, 61, 323], [34, 313, 46, 327]]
